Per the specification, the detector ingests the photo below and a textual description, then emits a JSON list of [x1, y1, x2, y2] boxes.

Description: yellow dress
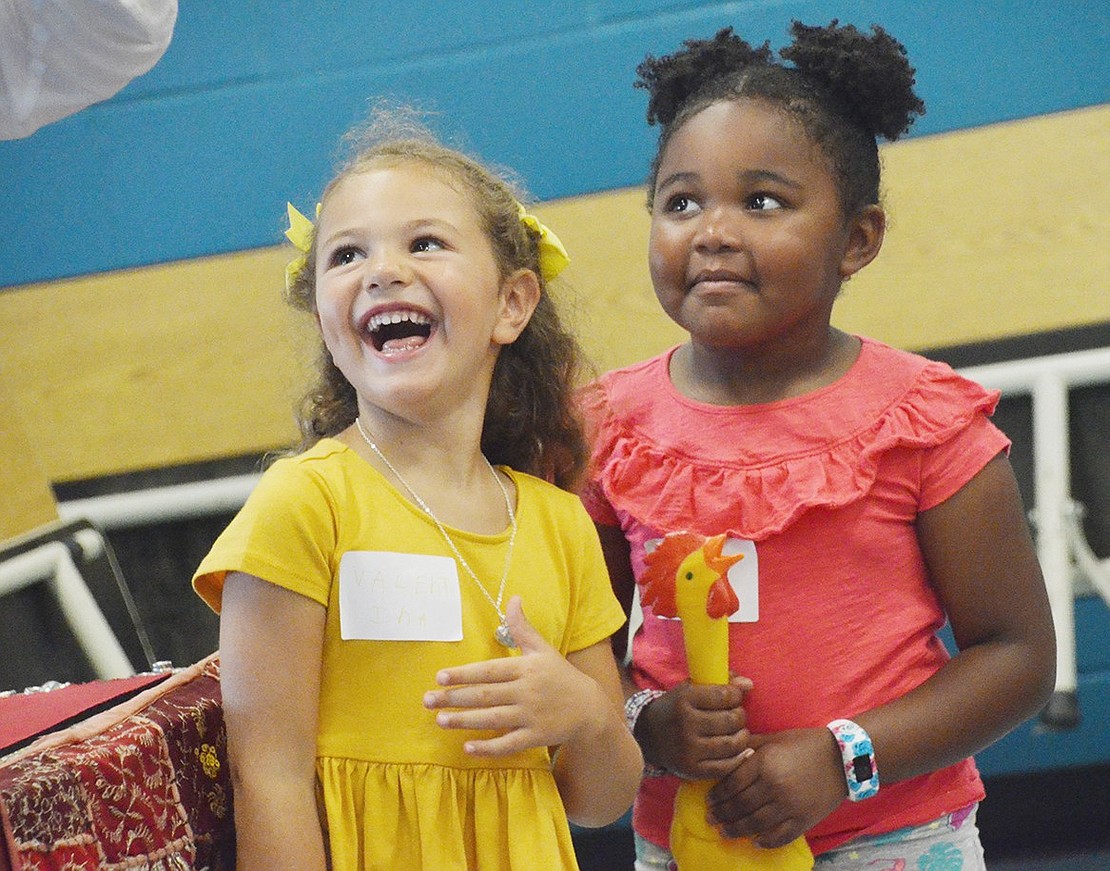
[[194, 439, 625, 870]]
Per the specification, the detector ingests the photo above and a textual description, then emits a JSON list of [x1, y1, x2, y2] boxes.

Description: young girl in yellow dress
[[193, 108, 642, 870]]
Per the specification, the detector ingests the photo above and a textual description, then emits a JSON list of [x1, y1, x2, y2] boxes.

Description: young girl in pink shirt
[[581, 21, 1055, 870]]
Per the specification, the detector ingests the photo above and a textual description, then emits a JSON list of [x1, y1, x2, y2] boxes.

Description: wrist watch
[[826, 718, 879, 801]]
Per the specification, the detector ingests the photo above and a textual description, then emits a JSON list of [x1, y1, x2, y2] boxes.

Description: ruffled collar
[[583, 338, 1000, 538]]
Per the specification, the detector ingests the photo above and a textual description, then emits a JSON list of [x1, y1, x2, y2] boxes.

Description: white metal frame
[[962, 347, 1110, 707], [57, 474, 260, 530], [0, 526, 135, 679]]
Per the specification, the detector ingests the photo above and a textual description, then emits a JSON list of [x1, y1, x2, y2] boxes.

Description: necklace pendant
[[495, 620, 517, 649]]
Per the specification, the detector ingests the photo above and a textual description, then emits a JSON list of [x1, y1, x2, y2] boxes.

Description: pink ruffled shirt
[[580, 337, 1010, 856]]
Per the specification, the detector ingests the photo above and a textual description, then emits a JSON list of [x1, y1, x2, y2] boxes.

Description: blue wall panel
[[945, 595, 1110, 777], [1, 0, 1107, 287], [978, 672, 1110, 777]]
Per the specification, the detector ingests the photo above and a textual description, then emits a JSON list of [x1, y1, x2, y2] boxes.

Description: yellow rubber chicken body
[[642, 532, 814, 870]]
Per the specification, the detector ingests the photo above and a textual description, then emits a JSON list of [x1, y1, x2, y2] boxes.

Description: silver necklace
[[354, 417, 519, 648]]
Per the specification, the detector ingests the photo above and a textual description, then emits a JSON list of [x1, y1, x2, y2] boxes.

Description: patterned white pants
[[634, 804, 987, 871]]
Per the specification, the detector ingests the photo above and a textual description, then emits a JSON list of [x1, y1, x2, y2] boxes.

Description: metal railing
[[962, 347, 1110, 728], [0, 523, 135, 679]]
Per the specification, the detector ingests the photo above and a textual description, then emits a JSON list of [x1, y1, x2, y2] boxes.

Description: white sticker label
[[338, 551, 463, 641], [721, 537, 758, 623]]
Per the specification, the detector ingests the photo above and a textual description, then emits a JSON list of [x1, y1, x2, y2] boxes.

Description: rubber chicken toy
[[641, 531, 814, 870]]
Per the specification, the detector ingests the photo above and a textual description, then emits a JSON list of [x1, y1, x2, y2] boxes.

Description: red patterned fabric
[[0, 655, 233, 871]]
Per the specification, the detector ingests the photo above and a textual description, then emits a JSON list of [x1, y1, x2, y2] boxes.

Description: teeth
[[367, 310, 431, 332]]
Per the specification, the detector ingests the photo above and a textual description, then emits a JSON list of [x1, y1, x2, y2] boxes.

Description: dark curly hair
[[636, 20, 925, 216], [284, 107, 588, 490]]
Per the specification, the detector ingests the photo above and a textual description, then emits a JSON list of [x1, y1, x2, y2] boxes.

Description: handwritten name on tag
[[339, 551, 463, 642]]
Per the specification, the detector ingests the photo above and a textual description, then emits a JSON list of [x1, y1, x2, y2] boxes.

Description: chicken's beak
[[703, 533, 744, 575]]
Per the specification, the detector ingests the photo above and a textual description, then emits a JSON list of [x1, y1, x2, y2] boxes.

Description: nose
[[362, 245, 411, 291], [693, 206, 741, 253]]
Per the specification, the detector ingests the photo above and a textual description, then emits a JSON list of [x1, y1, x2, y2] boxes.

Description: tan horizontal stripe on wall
[[0, 250, 311, 483], [835, 103, 1109, 352]]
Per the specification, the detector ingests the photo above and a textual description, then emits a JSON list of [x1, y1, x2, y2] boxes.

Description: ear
[[492, 268, 541, 346], [839, 204, 886, 281]]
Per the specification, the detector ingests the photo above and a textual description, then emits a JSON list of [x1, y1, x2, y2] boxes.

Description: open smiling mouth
[[366, 311, 433, 354]]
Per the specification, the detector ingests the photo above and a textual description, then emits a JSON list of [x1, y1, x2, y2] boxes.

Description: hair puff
[[636, 28, 773, 128], [781, 20, 925, 142]]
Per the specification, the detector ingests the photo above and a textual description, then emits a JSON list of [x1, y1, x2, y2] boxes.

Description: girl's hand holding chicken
[[706, 727, 848, 849], [635, 677, 753, 781]]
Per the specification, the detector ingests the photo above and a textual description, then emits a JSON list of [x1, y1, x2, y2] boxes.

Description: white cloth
[[0, 0, 177, 140]]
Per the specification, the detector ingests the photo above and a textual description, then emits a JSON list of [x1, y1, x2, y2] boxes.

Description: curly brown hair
[[636, 20, 926, 216], [284, 107, 588, 489]]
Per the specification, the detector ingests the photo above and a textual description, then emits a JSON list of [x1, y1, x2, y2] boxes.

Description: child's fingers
[[706, 747, 758, 807], [693, 756, 754, 781], [461, 729, 537, 758], [433, 657, 518, 688], [692, 733, 752, 771], [503, 596, 550, 654], [753, 817, 809, 851], [433, 599, 553, 687], [424, 681, 516, 711], [689, 681, 745, 711], [431, 703, 520, 733], [695, 708, 748, 738]]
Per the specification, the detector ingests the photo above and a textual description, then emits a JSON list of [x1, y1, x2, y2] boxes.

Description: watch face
[[852, 755, 874, 782]]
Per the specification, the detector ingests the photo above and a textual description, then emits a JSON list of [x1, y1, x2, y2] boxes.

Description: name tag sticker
[[339, 551, 463, 642], [722, 537, 759, 623]]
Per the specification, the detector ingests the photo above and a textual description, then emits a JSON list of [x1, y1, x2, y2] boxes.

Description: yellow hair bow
[[518, 204, 570, 283], [284, 202, 319, 291]]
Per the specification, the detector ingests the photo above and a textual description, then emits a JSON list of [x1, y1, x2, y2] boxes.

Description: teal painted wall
[[1, 0, 1107, 287]]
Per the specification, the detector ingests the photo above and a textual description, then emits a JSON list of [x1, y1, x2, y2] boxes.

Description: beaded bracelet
[[624, 689, 670, 778]]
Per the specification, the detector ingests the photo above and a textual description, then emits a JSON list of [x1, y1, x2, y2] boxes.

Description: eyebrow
[[319, 217, 459, 248], [655, 170, 699, 192], [739, 169, 802, 189], [655, 168, 803, 192]]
